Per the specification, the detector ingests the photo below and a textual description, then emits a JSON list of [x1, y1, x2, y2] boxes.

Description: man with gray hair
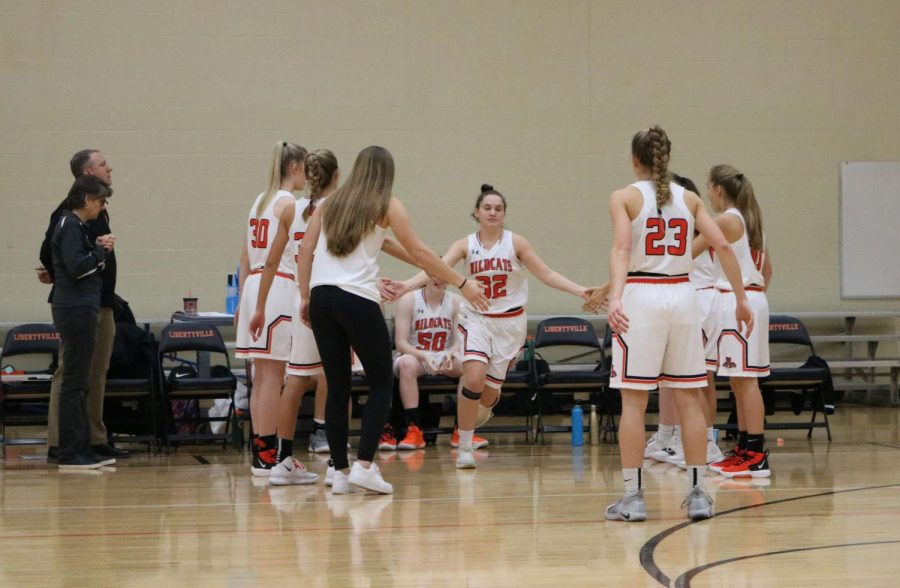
[[37, 149, 130, 461]]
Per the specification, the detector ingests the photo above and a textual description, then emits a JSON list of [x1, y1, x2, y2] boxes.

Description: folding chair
[[0, 324, 59, 453], [104, 323, 160, 452], [531, 317, 609, 444], [762, 315, 832, 441], [158, 322, 237, 450]]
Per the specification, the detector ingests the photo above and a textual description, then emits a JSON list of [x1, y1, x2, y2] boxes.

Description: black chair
[[530, 317, 609, 444], [104, 323, 160, 452], [0, 324, 59, 453], [761, 315, 832, 441], [158, 322, 237, 450]]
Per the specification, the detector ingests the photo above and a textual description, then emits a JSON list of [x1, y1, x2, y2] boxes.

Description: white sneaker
[[331, 469, 362, 494], [325, 462, 335, 487], [308, 429, 330, 453], [348, 462, 394, 494], [456, 446, 476, 469], [269, 457, 320, 486], [474, 404, 494, 428], [706, 439, 725, 464], [644, 432, 669, 458], [661, 436, 685, 465]]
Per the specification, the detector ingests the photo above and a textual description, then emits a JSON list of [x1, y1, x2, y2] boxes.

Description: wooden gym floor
[[2, 406, 899, 587]]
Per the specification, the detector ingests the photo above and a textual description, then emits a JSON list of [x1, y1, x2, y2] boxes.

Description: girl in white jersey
[[249, 149, 340, 486], [394, 184, 604, 469], [236, 141, 307, 477], [605, 127, 753, 523], [695, 164, 773, 479], [297, 146, 488, 495], [642, 174, 724, 468], [387, 278, 464, 451]]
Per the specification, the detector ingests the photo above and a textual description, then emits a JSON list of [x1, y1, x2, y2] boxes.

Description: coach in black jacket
[[51, 176, 116, 469], [38, 149, 129, 460]]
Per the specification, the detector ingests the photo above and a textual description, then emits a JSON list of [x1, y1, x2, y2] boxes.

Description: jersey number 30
[[475, 275, 508, 299], [645, 218, 688, 256], [250, 218, 269, 249]]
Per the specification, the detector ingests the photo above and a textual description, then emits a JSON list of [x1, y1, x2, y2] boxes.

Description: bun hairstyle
[[631, 125, 672, 209], [708, 164, 765, 252], [256, 141, 307, 218], [471, 183, 507, 221], [303, 149, 339, 221]]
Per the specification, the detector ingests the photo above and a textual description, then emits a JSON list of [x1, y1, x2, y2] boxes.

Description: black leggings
[[309, 286, 394, 470]]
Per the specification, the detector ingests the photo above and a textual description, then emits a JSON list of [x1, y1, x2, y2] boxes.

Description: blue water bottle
[[226, 274, 239, 314], [571, 404, 584, 446]]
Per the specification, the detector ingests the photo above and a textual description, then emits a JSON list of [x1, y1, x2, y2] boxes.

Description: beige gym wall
[[1, 0, 898, 323]]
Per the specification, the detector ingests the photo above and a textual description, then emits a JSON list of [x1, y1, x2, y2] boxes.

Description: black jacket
[[40, 199, 117, 307], [50, 210, 108, 309]]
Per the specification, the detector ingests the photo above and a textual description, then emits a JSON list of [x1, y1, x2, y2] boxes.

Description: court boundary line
[[640, 482, 900, 587], [674, 540, 900, 587]]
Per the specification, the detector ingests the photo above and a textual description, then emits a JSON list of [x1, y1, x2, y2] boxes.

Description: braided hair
[[631, 125, 672, 209], [303, 149, 338, 221]]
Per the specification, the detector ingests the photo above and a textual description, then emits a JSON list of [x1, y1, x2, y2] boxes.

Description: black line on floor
[[639, 482, 900, 587], [867, 442, 900, 450], [675, 540, 900, 587], [193, 455, 210, 464]]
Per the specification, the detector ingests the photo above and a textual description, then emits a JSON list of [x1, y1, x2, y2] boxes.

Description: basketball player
[[297, 146, 488, 495], [697, 165, 773, 478], [249, 149, 342, 485], [235, 141, 307, 478], [391, 184, 606, 469], [384, 278, 479, 451], [644, 174, 724, 468], [604, 126, 753, 522]]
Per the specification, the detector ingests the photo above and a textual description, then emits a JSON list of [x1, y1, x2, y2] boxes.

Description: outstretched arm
[[514, 233, 588, 299]]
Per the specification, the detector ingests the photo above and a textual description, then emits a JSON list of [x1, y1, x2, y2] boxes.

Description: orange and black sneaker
[[720, 450, 770, 478], [378, 424, 397, 451], [450, 427, 489, 449], [398, 424, 426, 450], [251, 444, 277, 477], [708, 447, 745, 475]]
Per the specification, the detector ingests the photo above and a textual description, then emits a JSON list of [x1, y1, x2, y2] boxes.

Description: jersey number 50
[[417, 331, 447, 352], [645, 218, 688, 256], [475, 275, 508, 299], [250, 218, 270, 249]]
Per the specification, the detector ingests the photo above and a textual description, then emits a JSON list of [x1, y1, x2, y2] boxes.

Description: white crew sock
[[623, 467, 642, 496], [458, 429, 474, 449], [658, 424, 675, 444]]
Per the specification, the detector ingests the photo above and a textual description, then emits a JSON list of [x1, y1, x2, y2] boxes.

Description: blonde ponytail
[[255, 141, 307, 218], [709, 164, 765, 251]]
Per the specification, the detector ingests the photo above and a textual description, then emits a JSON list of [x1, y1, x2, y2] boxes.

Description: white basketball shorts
[[457, 307, 527, 388], [715, 288, 770, 378], [610, 278, 707, 391], [235, 272, 296, 361]]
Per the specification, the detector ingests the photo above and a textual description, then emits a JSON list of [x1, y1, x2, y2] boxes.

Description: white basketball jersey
[[310, 224, 387, 303], [464, 230, 528, 314], [409, 289, 456, 354], [289, 196, 327, 278], [690, 249, 718, 289], [714, 208, 766, 290], [628, 181, 694, 276], [246, 190, 296, 273]]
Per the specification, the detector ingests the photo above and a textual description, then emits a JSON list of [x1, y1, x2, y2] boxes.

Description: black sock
[[313, 419, 326, 431], [738, 430, 749, 450], [261, 434, 278, 452], [746, 434, 765, 453], [404, 407, 420, 427], [277, 438, 293, 462]]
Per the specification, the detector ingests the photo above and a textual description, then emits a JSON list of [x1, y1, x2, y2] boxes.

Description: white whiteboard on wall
[[840, 162, 900, 298]]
